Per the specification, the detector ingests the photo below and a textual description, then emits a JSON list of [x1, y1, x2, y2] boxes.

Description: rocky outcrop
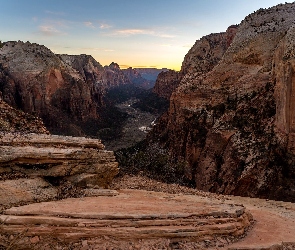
[[0, 41, 103, 135], [103, 62, 132, 88], [152, 25, 238, 100], [153, 70, 182, 99], [0, 97, 48, 134], [150, 3, 295, 201], [0, 189, 252, 248], [181, 25, 238, 76], [0, 132, 119, 208], [0, 43, 136, 136], [122, 67, 152, 88]]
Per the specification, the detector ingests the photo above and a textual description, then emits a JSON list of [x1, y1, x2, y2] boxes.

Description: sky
[[0, 0, 292, 70]]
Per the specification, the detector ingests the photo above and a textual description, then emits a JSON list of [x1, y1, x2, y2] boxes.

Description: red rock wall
[[150, 3, 295, 201]]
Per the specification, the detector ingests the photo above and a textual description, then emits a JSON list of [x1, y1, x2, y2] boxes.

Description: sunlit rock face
[[150, 3, 295, 201]]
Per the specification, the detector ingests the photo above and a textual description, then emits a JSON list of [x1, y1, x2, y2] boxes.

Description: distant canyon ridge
[[0, 41, 167, 136], [1, 2, 295, 202]]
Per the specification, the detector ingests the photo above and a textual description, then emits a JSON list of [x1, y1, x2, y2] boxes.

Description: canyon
[[1, 2, 295, 249], [0, 43, 163, 136]]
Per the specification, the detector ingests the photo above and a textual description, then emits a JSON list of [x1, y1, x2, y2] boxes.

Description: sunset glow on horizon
[[0, 0, 291, 71]]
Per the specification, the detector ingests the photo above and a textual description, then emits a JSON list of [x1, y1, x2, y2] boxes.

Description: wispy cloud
[[134, 65, 159, 68], [38, 25, 65, 36], [108, 28, 175, 38], [78, 47, 115, 52], [36, 19, 69, 36], [100, 23, 112, 29], [84, 21, 95, 28]]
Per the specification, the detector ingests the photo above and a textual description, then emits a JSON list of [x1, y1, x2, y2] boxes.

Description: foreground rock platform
[[0, 189, 252, 248], [0, 133, 119, 209]]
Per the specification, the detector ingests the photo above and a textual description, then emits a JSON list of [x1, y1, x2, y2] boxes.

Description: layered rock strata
[[0, 189, 252, 247], [0, 133, 119, 208], [150, 3, 295, 201]]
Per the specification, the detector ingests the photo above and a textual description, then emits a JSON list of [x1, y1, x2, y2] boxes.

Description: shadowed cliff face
[[150, 3, 295, 201], [0, 43, 134, 136], [152, 25, 238, 100]]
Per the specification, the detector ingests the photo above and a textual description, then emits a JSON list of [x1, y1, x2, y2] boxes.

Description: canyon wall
[[0, 43, 136, 136], [150, 3, 295, 201], [152, 25, 238, 100]]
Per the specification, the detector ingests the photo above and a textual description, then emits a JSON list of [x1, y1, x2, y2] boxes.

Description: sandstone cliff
[[0, 43, 135, 136], [122, 67, 152, 88], [0, 41, 104, 135], [150, 3, 295, 201], [153, 70, 182, 99], [152, 25, 238, 100], [103, 62, 132, 88]]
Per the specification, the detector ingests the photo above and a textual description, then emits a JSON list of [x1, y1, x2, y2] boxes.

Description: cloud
[[38, 25, 65, 36], [84, 21, 95, 28], [134, 65, 159, 68], [110, 28, 175, 38], [100, 23, 112, 29], [36, 19, 69, 36], [77, 47, 115, 52]]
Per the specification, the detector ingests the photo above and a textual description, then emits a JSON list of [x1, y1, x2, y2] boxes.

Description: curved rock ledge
[[0, 189, 252, 246]]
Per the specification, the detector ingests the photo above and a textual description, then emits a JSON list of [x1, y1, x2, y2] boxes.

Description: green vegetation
[[0, 40, 4, 48]]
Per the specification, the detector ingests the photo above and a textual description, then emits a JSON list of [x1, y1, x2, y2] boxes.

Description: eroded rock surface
[[0, 133, 119, 209], [152, 25, 238, 100], [0, 189, 252, 248], [0, 97, 48, 134], [150, 3, 295, 201]]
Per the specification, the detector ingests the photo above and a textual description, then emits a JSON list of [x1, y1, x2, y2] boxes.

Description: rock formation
[[0, 189, 253, 248], [0, 132, 118, 209], [150, 3, 295, 201], [0, 43, 137, 136], [153, 70, 182, 99], [0, 41, 103, 135], [103, 62, 132, 88], [0, 97, 48, 134], [152, 25, 238, 100], [122, 67, 152, 88]]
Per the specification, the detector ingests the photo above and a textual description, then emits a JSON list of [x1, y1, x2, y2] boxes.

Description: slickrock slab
[[0, 189, 252, 246], [0, 178, 57, 210]]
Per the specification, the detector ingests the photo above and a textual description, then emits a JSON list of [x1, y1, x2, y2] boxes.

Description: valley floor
[[103, 98, 157, 151]]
